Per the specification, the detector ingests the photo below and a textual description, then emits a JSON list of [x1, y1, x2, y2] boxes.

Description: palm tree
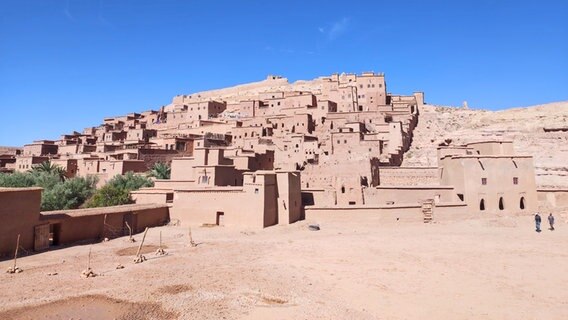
[[31, 161, 67, 181], [148, 162, 171, 180]]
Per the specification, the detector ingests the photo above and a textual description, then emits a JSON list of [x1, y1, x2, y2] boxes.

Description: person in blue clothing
[[535, 213, 542, 232]]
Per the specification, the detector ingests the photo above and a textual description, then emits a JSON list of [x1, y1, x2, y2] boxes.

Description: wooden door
[[34, 224, 50, 251]]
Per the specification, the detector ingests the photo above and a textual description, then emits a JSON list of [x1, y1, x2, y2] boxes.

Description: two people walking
[[534, 213, 554, 232]]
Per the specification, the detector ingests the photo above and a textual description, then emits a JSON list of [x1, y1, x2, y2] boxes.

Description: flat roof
[[446, 155, 533, 159], [174, 186, 243, 192], [40, 203, 168, 218], [466, 140, 513, 145], [0, 187, 43, 193], [375, 185, 454, 190]]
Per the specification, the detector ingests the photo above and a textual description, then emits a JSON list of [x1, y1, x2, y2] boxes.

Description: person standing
[[535, 213, 542, 232], [548, 213, 555, 231]]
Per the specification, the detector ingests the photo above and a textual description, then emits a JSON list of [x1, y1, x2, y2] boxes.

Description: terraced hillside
[[403, 101, 568, 188]]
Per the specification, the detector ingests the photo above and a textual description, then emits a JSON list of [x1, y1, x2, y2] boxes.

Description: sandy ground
[[1, 212, 567, 320]]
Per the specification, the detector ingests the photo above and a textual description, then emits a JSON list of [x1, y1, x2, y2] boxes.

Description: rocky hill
[[403, 101, 568, 189]]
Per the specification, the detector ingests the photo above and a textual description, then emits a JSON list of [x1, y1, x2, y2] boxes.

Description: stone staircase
[[422, 199, 435, 223]]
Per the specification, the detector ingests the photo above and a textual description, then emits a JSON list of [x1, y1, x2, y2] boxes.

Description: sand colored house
[[132, 145, 301, 228], [438, 141, 538, 214], [169, 171, 302, 228]]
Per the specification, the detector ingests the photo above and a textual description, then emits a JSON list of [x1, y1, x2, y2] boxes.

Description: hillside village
[[1, 73, 567, 320], [2, 72, 562, 258]]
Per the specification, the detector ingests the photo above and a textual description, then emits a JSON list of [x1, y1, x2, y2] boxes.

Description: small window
[[254, 188, 259, 194], [341, 186, 345, 194], [481, 178, 487, 185], [457, 194, 464, 201], [513, 177, 519, 185]]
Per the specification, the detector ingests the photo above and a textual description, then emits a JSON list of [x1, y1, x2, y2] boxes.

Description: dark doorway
[[50, 223, 61, 246], [520, 197, 525, 210], [480, 199, 485, 211], [216, 212, 225, 226], [499, 197, 505, 210]]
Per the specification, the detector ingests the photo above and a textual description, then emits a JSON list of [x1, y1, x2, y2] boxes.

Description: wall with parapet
[[378, 167, 439, 186]]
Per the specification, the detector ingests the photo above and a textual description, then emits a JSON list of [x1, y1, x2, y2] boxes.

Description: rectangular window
[[513, 177, 519, 185], [481, 178, 487, 185]]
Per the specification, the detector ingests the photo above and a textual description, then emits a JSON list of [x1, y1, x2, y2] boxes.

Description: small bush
[[83, 172, 154, 208], [83, 184, 131, 208]]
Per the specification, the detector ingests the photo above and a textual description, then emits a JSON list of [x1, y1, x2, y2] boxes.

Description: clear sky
[[1, 0, 567, 146]]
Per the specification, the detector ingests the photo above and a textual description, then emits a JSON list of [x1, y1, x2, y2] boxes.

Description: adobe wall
[[305, 202, 470, 223], [171, 189, 268, 227], [364, 186, 459, 206], [171, 157, 197, 180], [135, 206, 171, 232], [276, 171, 303, 224], [378, 167, 439, 186], [440, 156, 538, 215], [121, 160, 148, 173], [138, 149, 184, 167], [131, 189, 172, 204], [301, 189, 335, 207], [40, 205, 169, 245], [0, 188, 42, 257], [537, 189, 568, 208], [467, 141, 514, 155]]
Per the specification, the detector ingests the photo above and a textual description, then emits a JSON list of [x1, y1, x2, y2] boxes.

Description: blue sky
[[1, 0, 567, 146]]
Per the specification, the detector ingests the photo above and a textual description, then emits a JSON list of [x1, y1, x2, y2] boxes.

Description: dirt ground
[[1, 211, 567, 320]]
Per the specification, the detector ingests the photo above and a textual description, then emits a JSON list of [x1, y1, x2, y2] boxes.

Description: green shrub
[[0, 171, 97, 211], [107, 171, 154, 191], [41, 176, 98, 211], [148, 162, 171, 180], [0, 171, 37, 187], [83, 172, 154, 208], [83, 184, 131, 208]]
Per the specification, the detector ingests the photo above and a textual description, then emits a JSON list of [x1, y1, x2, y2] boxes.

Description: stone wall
[[378, 167, 439, 186]]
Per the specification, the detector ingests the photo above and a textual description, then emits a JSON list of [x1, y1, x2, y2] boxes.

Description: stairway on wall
[[422, 199, 434, 223]]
